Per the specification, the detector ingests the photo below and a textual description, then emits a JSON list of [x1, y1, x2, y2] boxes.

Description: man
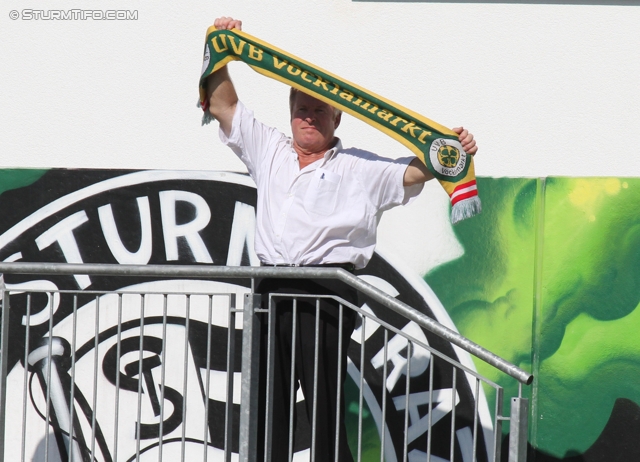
[[207, 16, 477, 462]]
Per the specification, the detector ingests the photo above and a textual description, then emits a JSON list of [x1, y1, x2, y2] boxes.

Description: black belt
[[260, 262, 356, 272]]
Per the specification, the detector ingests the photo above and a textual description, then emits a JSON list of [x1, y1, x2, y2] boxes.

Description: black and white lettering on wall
[[0, 169, 491, 461]]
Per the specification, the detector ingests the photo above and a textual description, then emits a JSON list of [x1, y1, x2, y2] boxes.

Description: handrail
[[0, 262, 533, 385]]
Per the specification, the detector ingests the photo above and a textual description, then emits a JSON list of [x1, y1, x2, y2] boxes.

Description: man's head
[[289, 88, 342, 155], [289, 88, 343, 118]]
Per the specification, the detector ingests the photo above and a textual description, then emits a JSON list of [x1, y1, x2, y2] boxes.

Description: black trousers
[[256, 277, 357, 462]]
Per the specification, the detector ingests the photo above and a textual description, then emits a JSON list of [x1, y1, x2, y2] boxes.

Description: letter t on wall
[[35, 211, 91, 289]]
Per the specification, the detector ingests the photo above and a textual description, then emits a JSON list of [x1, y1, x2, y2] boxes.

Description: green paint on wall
[[0, 169, 48, 196], [535, 177, 640, 456], [425, 177, 537, 395], [425, 177, 640, 458]]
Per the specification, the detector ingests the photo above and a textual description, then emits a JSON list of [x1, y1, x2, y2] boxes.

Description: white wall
[[2, 0, 639, 273]]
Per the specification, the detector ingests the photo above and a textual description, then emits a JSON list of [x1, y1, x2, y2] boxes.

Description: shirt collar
[[288, 138, 343, 163], [324, 138, 342, 160]]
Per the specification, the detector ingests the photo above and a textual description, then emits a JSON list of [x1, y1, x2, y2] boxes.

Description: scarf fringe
[[197, 100, 216, 126], [451, 196, 482, 225]]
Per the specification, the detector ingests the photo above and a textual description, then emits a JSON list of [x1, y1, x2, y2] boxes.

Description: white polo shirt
[[220, 101, 423, 269]]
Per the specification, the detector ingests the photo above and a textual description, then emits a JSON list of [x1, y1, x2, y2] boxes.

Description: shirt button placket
[[275, 187, 296, 242]]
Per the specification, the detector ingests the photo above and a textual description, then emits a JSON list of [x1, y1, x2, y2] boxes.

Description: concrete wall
[[3, 1, 638, 176]]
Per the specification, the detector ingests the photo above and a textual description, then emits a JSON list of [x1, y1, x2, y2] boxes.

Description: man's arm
[[403, 127, 478, 186], [205, 17, 242, 136]]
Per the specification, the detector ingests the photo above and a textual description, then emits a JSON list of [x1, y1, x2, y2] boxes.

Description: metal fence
[[0, 263, 532, 462]]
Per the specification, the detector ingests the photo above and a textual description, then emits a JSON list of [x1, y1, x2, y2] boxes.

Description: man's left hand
[[453, 127, 477, 155]]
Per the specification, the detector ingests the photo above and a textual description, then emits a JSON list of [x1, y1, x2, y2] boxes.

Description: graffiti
[[426, 177, 640, 461]]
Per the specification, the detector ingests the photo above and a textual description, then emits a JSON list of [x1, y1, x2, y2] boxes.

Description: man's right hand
[[214, 17, 242, 31], [206, 17, 242, 135]]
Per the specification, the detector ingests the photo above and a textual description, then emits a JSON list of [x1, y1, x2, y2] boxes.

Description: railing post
[[239, 293, 261, 462], [508, 397, 529, 462], [0, 288, 10, 462], [493, 388, 503, 462], [225, 293, 237, 462]]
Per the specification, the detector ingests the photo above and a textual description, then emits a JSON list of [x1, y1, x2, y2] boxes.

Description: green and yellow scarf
[[198, 26, 480, 224]]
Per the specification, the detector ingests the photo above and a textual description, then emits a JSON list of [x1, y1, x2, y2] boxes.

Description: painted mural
[[4, 169, 636, 461], [0, 169, 492, 462], [426, 177, 640, 461]]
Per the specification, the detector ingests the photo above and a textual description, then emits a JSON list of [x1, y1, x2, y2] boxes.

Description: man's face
[[290, 92, 341, 154]]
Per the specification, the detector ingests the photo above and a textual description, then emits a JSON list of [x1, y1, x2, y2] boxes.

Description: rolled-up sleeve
[[358, 153, 424, 212]]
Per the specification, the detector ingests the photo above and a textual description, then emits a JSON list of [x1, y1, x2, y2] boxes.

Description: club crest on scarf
[[430, 139, 467, 177]]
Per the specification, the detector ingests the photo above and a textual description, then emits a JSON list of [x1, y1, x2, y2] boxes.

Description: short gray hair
[[289, 87, 342, 119]]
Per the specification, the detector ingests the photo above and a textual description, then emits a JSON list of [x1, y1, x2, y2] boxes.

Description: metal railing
[[0, 262, 532, 462]]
